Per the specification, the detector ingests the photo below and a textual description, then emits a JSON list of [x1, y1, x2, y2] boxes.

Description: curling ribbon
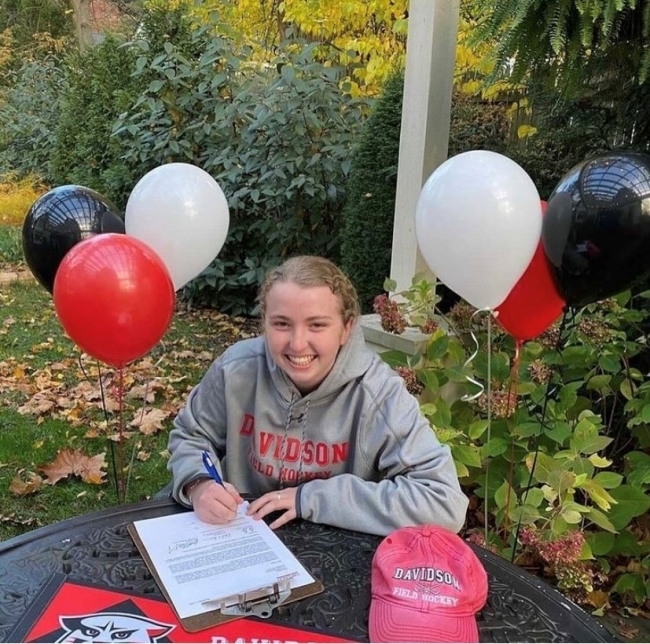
[[460, 307, 491, 402]]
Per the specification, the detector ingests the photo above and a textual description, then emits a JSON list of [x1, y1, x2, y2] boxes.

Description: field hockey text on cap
[[369, 524, 488, 642]]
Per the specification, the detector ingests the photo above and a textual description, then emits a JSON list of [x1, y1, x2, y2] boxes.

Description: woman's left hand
[[246, 487, 298, 529]]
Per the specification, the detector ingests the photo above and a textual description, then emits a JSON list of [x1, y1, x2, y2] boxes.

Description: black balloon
[[22, 185, 125, 293], [542, 152, 650, 307]]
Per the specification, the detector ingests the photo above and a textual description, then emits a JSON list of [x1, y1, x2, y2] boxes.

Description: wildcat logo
[[54, 612, 175, 642]]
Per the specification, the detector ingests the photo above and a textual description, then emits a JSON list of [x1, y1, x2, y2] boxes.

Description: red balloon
[[496, 202, 566, 342], [53, 234, 175, 367]]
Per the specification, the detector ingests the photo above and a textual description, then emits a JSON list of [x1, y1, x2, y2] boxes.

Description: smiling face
[[264, 281, 354, 394]]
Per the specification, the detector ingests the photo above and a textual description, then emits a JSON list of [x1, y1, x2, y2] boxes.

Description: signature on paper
[[168, 537, 198, 554]]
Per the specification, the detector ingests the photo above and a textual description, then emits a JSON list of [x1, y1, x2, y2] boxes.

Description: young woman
[[167, 256, 468, 536]]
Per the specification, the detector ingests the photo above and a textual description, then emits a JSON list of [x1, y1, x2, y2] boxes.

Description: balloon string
[[125, 380, 151, 501], [117, 366, 126, 504], [80, 357, 120, 503], [508, 340, 522, 416], [484, 314, 492, 546], [510, 307, 573, 562], [503, 339, 522, 536], [460, 308, 490, 402]]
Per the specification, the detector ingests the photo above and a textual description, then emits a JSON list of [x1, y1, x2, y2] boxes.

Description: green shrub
[[448, 92, 509, 157], [113, 18, 369, 315], [48, 6, 202, 208], [0, 5, 367, 314], [0, 2, 72, 52], [51, 34, 141, 206], [0, 224, 22, 266], [0, 53, 66, 182], [378, 280, 650, 608], [340, 69, 403, 312]]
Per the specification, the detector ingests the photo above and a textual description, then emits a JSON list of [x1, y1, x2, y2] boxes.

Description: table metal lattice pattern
[[0, 499, 615, 643]]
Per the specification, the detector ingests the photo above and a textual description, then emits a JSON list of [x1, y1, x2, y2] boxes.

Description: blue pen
[[202, 450, 225, 488]]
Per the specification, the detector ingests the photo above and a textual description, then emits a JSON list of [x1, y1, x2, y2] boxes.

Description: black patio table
[[0, 497, 616, 643]]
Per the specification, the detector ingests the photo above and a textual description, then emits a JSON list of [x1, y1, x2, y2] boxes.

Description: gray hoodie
[[167, 325, 468, 536]]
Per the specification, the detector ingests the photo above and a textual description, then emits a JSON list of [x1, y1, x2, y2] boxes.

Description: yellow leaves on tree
[[39, 448, 107, 486], [173, 0, 509, 101], [186, 0, 409, 95]]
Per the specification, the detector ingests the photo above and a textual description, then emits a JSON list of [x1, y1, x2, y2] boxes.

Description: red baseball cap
[[369, 525, 488, 643]]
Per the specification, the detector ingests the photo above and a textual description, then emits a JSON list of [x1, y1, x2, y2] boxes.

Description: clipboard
[[128, 522, 324, 632]]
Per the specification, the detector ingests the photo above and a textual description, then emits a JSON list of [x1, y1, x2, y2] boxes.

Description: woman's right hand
[[190, 480, 244, 524]]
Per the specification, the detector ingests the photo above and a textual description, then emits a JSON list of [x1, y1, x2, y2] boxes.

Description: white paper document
[[132, 503, 315, 619]]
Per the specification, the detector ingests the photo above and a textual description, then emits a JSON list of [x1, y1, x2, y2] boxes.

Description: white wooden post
[[389, 0, 460, 293]]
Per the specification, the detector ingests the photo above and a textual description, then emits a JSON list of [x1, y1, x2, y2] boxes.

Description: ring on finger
[[276, 491, 281, 501]]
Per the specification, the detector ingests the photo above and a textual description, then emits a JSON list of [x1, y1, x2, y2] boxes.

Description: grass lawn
[[0, 226, 258, 541]]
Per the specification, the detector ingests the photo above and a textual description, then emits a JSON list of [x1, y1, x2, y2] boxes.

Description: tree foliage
[[455, 1, 518, 98], [0, 53, 66, 179], [473, 0, 650, 91], [52, 34, 140, 198], [193, 0, 409, 96], [471, 0, 650, 159], [108, 8, 368, 314], [340, 69, 403, 311], [150, 0, 503, 99], [0, 0, 73, 53]]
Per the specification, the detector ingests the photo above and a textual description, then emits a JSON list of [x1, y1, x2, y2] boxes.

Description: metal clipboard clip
[[204, 577, 293, 619]]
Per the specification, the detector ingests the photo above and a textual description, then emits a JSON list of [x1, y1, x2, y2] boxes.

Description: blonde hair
[[258, 256, 360, 324]]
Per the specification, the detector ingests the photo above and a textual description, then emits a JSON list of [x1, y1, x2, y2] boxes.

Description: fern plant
[[472, 0, 650, 89]]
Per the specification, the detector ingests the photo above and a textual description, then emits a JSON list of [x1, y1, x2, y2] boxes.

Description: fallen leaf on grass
[[170, 350, 196, 360], [136, 451, 150, 461], [0, 513, 39, 528], [34, 369, 63, 392], [39, 448, 107, 485], [127, 382, 157, 403], [107, 431, 134, 442], [49, 360, 74, 371], [31, 339, 54, 352], [9, 471, 43, 496], [68, 380, 104, 402], [17, 393, 56, 416], [58, 405, 84, 424], [129, 407, 172, 435]]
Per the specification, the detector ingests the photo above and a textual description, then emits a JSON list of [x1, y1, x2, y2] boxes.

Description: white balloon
[[125, 163, 229, 290], [415, 151, 542, 310]]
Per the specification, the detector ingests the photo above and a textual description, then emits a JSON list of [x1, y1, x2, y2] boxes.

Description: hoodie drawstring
[[278, 394, 310, 489]]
